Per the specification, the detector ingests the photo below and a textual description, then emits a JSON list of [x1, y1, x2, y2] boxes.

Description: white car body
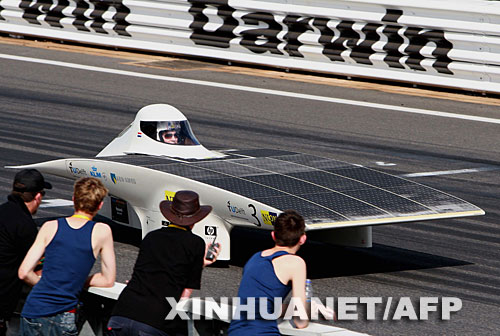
[[11, 104, 484, 261]]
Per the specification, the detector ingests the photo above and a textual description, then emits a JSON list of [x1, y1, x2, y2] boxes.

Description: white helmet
[[156, 121, 182, 143]]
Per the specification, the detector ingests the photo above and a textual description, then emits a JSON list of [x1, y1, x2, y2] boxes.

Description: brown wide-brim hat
[[160, 190, 212, 226]]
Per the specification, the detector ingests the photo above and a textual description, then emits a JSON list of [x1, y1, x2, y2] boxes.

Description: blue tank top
[[22, 218, 96, 318], [228, 250, 292, 336]]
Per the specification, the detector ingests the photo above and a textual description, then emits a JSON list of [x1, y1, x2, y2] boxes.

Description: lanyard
[[71, 214, 92, 221], [168, 224, 188, 231]]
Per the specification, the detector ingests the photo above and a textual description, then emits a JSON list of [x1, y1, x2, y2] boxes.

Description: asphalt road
[[0, 38, 498, 335]]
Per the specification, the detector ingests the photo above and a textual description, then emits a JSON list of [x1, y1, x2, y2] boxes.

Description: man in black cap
[[0, 169, 52, 335], [108, 190, 220, 336]]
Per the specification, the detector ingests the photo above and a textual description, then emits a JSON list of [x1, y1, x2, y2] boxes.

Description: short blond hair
[[73, 177, 108, 214]]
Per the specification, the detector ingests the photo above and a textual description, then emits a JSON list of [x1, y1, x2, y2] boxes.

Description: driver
[[157, 122, 181, 145]]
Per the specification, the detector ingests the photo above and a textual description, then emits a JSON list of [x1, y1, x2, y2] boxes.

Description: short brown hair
[[273, 210, 305, 247], [73, 177, 108, 214]]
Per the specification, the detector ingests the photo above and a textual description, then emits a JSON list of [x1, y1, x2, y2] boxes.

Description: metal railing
[[2, 0, 499, 92]]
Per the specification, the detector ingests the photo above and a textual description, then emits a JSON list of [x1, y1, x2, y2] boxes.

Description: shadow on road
[[228, 227, 470, 279], [37, 216, 470, 279]]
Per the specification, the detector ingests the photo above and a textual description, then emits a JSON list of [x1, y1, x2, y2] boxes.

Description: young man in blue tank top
[[228, 210, 333, 335], [18, 177, 116, 336]]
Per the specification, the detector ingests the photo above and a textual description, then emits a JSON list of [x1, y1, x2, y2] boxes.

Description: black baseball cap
[[13, 169, 52, 193]]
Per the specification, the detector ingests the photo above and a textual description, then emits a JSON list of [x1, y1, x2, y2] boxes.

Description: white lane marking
[[375, 161, 397, 166], [1, 53, 500, 125], [40, 199, 73, 208], [402, 167, 497, 177]]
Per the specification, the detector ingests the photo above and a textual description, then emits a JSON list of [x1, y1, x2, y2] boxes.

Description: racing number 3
[[248, 204, 261, 227]]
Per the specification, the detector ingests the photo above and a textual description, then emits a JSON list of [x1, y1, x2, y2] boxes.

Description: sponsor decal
[[68, 162, 87, 176], [110, 173, 136, 184], [227, 201, 246, 218], [165, 190, 176, 201], [90, 166, 104, 179], [261, 210, 278, 226], [16, 2, 453, 75], [248, 204, 261, 227], [111, 197, 129, 224], [205, 226, 217, 236], [137, 132, 142, 137], [146, 216, 156, 227]]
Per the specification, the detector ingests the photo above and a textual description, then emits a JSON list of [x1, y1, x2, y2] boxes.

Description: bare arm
[[86, 224, 116, 288], [181, 288, 194, 298], [280, 256, 308, 329], [18, 221, 57, 286]]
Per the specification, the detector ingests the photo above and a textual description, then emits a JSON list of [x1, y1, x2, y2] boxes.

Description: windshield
[[140, 120, 200, 146]]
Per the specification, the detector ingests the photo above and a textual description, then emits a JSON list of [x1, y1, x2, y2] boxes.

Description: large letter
[[360, 297, 382, 320], [259, 297, 282, 320], [204, 297, 231, 320], [381, 9, 405, 69], [315, 18, 341, 62], [315, 18, 377, 64], [232, 297, 256, 320], [240, 12, 283, 55], [282, 15, 313, 57], [349, 22, 381, 65], [441, 297, 462, 320], [337, 297, 358, 320], [110, 0, 131, 37], [315, 19, 357, 62], [283, 297, 308, 321], [71, 1, 91, 32], [88, 0, 131, 36], [403, 27, 453, 74], [19, 0, 67, 27], [310, 297, 335, 320], [188, 0, 237, 48], [164, 297, 190, 320], [0, 3, 5, 21], [419, 297, 438, 320], [392, 297, 418, 320]]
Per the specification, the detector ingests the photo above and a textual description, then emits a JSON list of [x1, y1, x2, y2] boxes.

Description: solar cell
[[103, 150, 482, 225]]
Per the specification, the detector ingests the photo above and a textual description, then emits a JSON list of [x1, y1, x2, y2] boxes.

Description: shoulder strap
[[83, 220, 97, 233], [267, 250, 290, 260], [57, 217, 68, 229]]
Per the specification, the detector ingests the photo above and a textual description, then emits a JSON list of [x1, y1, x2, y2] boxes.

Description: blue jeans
[[20, 312, 77, 336], [107, 316, 170, 336]]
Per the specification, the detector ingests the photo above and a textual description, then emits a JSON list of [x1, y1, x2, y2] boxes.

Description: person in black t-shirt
[[0, 169, 52, 336], [108, 190, 220, 336]]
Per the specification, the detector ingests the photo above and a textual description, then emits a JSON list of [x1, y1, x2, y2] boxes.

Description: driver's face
[[162, 131, 178, 144]]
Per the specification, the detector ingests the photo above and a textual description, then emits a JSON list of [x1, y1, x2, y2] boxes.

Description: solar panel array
[[104, 150, 482, 225]]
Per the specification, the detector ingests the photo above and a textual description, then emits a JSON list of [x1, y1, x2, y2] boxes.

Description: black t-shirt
[[0, 195, 37, 318], [112, 226, 205, 334]]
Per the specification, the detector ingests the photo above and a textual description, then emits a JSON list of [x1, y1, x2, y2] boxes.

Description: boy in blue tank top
[[228, 210, 334, 335], [18, 177, 116, 336]]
